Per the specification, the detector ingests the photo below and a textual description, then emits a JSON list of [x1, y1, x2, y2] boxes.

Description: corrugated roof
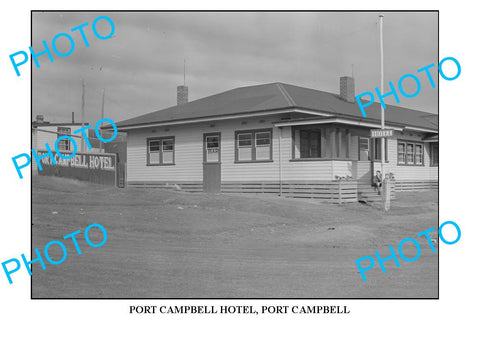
[[116, 82, 438, 131]]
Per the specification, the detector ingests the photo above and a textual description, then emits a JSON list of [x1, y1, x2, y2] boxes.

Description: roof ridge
[[275, 83, 296, 107]]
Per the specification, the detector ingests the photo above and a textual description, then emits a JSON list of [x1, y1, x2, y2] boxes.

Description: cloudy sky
[[31, 11, 438, 124]]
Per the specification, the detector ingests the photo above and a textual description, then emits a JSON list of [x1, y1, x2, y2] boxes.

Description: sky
[[31, 11, 438, 124]]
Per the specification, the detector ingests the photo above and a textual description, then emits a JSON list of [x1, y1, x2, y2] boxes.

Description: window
[[235, 129, 272, 162], [372, 138, 388, 161], [57, 127, 71, 151], [255, 131, 271, 160], [299, 130, 321, 158], [397, 143, 406, 164], [374, 139, 381, 161], [397, 140, 423, 165], [430, 142, 439, 166], [293, 127, 323, 159], [147, 137, 175, 165], [162, 139, 174, 164], [237, 133, 253, 161], [406, 143, 414, 164], [205, 134, 220, 163], [415, 144, 423, 165], [292, 126, 352, 160]]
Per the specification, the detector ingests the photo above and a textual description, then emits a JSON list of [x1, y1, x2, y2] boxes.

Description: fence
[[127, 179, 437, 203], [221, 181, 358, 203], [393, 180, 438, 191]]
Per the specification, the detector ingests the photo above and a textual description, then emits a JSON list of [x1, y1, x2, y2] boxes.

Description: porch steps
[[357, 183, 396, 203]]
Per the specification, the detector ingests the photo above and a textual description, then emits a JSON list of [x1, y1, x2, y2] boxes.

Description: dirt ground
[[31, 176, 438, 298]]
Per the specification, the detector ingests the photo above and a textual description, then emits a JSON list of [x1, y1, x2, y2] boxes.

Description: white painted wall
[[33, 125, 101, 153], [373, 136, 438, 181], [125, 117, 438, 184]]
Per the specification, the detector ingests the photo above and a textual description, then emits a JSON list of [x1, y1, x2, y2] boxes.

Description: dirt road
[[32, 176, 438, 298]]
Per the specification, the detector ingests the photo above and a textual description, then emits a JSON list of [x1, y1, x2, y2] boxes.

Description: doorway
[[203, 133, 221, 192], [356, 137, 372, 183]]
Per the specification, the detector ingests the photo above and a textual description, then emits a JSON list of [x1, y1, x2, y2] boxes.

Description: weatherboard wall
[[33, 125, 73, 150], [126, 117, 277, 183], [125, 115, 345, 185], [32, 124, 102, 154], [373, 136, 438, 181], [125, 117, 437, 186]]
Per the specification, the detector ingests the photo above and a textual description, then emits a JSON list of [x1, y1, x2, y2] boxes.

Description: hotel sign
[[370, 129, 394, 138], [38, 152, 115, 171], [36, 151, 117, 186]]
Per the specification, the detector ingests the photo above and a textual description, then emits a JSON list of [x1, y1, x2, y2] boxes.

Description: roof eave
[[113, 106, 438, 134], [273, 117, 405, 131], [114, 107, 334, 131], [272, 114, 437, 133], [403, 126, 438, 133]]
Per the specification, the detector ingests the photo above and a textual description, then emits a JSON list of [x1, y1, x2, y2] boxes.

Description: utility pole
[[101, 88, 105, 152], [81, 78, 86, 153]]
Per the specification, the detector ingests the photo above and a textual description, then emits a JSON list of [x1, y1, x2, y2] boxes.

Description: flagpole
[[379, 14, 385, 179], [379, 14, 391, 211]]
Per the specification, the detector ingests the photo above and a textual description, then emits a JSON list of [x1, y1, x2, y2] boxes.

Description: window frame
[[146, 136, 175, 166], [397, 140, 424, 166], [415, 144, 423, 165], [298, 129, 322, 159], [204, 132, 221, 164], [234, 128, 273, 163], [371, 138, 389, 162], [358, 136, 370, 161], [406, 143, 414, 165], [291, 126, 352, 161], [57, 127, 71, 152], [430, 142, 439, 167], [292, 127, 323, 160], [397, 142, 406, 164]]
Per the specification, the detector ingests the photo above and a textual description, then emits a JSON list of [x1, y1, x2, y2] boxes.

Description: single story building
[[32, 114, 88, 152], [115, 78, 438, 202], [32, 114, 123, 183], [32, 114, 91, 174], [32, 113, 120, 155]]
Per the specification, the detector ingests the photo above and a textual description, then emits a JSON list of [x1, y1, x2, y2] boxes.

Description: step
[[358, 193, 395, 202], [359, 197, 383, 203]]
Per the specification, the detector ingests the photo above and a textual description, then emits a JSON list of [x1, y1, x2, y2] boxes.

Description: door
[[356, 137, 372, 183], [358, 137, 370, 161], [203, 133, 221, 192]]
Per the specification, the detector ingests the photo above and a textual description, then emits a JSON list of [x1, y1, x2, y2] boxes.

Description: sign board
[[370, 129, 394, 138], [36, 151, 117, 186]]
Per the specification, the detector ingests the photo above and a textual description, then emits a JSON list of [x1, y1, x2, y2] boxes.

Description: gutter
[[112, 108, 333, 131], [272, 117, 405, 131]]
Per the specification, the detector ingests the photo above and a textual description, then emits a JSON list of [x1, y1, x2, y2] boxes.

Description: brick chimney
[[177, 85, 188, 105], [340, 76, 355, 103]]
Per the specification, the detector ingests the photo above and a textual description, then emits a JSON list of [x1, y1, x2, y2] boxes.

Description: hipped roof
[[116, 82, 438, 131]]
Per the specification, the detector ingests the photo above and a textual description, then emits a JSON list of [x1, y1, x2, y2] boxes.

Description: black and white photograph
[[30, 11, 439, 298], [4, 1, 480, 338]]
